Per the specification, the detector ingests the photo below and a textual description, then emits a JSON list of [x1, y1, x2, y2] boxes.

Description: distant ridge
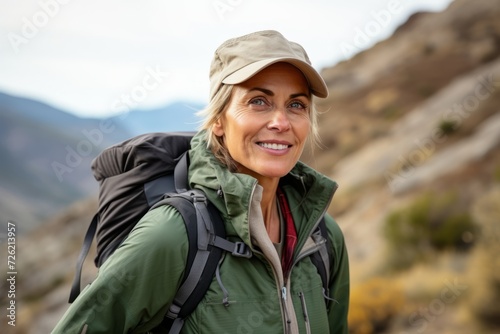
[[0, 91, 204, 232], [112, 100, 205, 136]]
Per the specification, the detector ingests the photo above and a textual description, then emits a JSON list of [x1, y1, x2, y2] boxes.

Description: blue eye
[[250, 98, 266, 106], [290, 101, 306, 109]]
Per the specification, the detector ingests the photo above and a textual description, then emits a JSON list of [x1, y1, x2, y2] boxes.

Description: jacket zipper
[[282, 286, 292, 333], [247, 181, 292, 333], [246, 179, 338, 334], [281, 240, 323, 333], [298, 291, 311, 334], [281, 180, 337, 331], [252, 245, 291, 333]]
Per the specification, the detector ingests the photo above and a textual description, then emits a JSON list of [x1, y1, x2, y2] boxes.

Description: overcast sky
[[0, 0, 454, 118]]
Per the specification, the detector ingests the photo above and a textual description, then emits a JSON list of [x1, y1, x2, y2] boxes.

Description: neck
[[259, 178, 280, 243]]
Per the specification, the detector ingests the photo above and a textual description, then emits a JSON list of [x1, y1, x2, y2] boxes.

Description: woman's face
[[213, 62, 311, 183]]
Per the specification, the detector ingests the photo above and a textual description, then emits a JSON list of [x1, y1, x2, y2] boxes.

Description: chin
[[238, 162, 294, 180], [259, 167, 292, 179]]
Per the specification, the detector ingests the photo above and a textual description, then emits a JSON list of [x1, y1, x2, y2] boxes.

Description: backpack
[[68, 132, 332, 334]]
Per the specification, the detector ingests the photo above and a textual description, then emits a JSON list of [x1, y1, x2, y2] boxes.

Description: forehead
[[237, 62, 310, 96]]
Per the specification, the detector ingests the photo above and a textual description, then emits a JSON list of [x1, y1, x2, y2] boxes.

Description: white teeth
[[259, 143, 289, 150]]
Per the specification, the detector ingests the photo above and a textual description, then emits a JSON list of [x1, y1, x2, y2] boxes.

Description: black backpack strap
[[69, 213, 99, 303], [149, 191, 222, 334], [151, 189, 252, 334], [212, 236, 253, 258], [151, 150, 253, 333], [309, 216, 332, 306]]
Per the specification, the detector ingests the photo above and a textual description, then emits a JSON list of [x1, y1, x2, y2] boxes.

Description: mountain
[[0, 92, 204, 232], [3, 0, 500, 333], [113, 101, 205, 136]]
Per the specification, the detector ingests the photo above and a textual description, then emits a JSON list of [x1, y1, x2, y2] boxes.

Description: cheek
[[224, 109, 257, 139], [214, 102, 250, 137], [293, 114, 312, 140]]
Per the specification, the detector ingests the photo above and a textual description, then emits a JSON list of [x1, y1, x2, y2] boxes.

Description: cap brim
[[222, 58, 329, 98]]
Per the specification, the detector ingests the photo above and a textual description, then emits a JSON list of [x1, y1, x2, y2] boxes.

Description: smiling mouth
[[258, 142, 290, 150]]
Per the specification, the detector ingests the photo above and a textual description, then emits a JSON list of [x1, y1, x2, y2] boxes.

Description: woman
[[53, 30, 349, 333]]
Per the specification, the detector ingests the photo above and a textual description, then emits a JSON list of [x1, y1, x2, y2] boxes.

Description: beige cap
[[209, 30, 329, 100]]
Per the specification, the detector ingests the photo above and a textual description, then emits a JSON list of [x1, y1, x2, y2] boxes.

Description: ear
[[212, 117, 224, 137]]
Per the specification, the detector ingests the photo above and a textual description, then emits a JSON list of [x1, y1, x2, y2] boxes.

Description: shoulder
[[134, 204, 187, 240], [114, 204, 190, 261], [323, 213, 346, 246]]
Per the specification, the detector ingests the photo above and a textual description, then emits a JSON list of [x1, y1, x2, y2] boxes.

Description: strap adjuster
[[191, 194, 207, 204], [232, 242, 252, 258]]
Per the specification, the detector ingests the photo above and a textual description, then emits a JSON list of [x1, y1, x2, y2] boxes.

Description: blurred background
[[1, 0, 500, 333]]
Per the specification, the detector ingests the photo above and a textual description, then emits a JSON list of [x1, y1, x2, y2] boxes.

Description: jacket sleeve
[[325, 214, 350, 334], [51, 205, 189, 334]]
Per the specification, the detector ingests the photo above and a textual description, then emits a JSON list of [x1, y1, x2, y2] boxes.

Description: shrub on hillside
[[383, 191, 476, 271], [437, 119, 458, 135], [494, 165, 500, 183], [468, 187, 500, 327], [348, 277, 404, 334]]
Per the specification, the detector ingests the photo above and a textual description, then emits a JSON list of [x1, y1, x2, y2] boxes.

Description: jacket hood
[[188, 130, 338, 245]]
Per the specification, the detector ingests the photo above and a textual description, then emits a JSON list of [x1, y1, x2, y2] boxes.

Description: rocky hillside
[[312, 0, 500, 332], [2, 0, 500, 332]]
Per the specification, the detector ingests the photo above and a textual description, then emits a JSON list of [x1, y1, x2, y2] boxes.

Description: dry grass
[[467, 186, 500, 327], [348, 276, 405, 334], [348, 185, 500, 334]]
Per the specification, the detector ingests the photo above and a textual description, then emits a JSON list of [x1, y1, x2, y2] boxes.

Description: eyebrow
[[248, 87, 310, 99]]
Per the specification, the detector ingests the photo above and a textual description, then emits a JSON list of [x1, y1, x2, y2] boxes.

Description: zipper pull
[[282, 286, 287, 302]]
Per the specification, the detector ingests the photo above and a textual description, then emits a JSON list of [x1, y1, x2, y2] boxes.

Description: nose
[[267, 107, 291, 132]]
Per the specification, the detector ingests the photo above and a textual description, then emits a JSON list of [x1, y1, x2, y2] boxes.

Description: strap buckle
[[232, 242, 252, 258], [191, 194, 207, 204]]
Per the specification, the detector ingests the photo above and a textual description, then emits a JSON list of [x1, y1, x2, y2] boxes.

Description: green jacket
[[52, 131, 349, 333]]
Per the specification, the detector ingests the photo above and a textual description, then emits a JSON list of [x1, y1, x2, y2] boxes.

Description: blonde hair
[[197, 84, 321, 171], [197, 85, 237, 171]]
